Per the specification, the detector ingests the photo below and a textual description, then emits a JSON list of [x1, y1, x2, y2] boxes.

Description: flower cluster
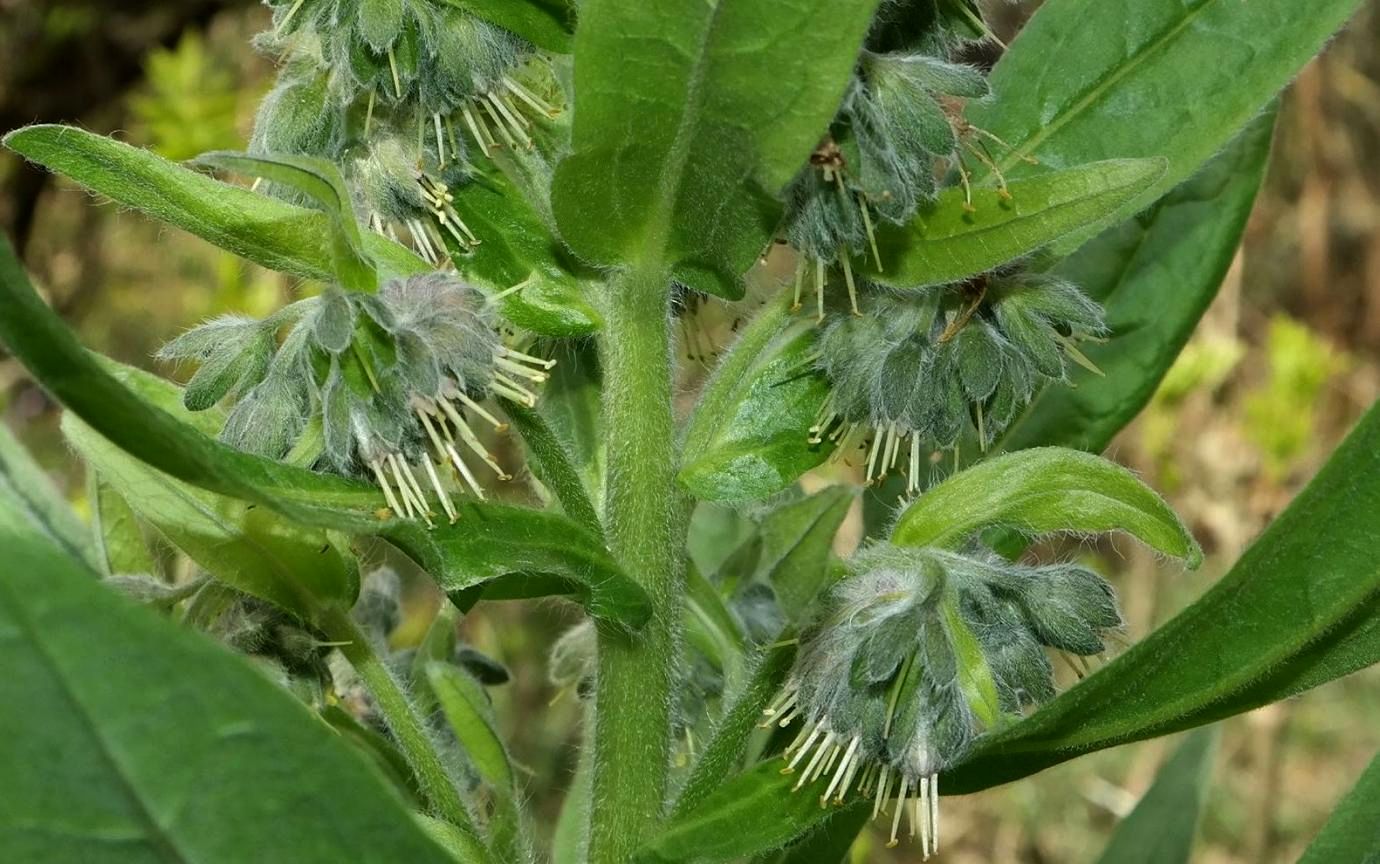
[[762, 541, 1121, 853], [254, 0, 563, 265], [781, 0, 1024, 319], [160, 273, 551, 523], [810, 267, 1106, 492]]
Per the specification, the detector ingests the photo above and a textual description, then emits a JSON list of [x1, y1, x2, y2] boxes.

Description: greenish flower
[[763, 541, 1120, 852]]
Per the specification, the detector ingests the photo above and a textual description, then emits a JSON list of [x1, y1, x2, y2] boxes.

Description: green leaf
[[4, 125, 427, 286], [426, 663, 515, 793], [192, 150, 377, 292], [537, 341, 605, 513], [680, 303, 832, 502], [89, 472, 158, 577], [0, 525, 456, 864], [503, 397, 603, 537], [969, 0, 1365, 237], [1297, 752, 1380, 864], [892, 447, 1201, 566], [862, 158, 1166, 289], [757, 486, 855, 623], [1001, 109, 1276, 454], [64, 413, 360, 622], [672, 643, 796, 818], [438, 0, 575, 53], [637, 759, 839, 864], [0, 419, 99, 573], [944, 399, 1380, 793], [1093, 727, 1217, 864], [552, 0, 881, 298], [447, 161, 600, 336], [685, 561, 748, 686], [0, 236, 651, 632]]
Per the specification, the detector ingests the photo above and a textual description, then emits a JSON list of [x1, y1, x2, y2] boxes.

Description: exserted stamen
[[420, 455, 458, 523], [369, 458, 406, 518], [461, 104, 492, 157], [888, 776, 909, 847], [503, 76, 559, 118]]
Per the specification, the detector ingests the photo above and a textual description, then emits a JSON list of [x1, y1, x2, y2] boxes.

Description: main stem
[[589, 268, 683, 863], [321, 607, 486, 852]]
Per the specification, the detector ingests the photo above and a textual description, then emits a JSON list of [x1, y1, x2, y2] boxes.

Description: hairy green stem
[[588, 268, 684, 863], [321, 607, 487, 853]]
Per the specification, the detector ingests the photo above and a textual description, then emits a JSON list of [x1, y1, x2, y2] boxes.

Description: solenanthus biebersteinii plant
[[763, 542, 1119, 853], [6, 0, 1364, 860]]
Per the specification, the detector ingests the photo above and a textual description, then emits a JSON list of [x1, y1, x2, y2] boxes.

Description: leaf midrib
[[0, 575, 188, 863], [994, 0, 1213, 171]]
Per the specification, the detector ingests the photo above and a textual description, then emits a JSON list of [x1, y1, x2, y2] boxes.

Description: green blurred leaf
[[0, 525, 456, 864], [0, 237, 651, 632], [0, 419, 99, 573], [1297, 752, 1380, 864], [944, 400, 1380, 792], [4, 125, 427, 285], [427, 663, 515, 794], [892, 447, 1201, 566], [536, 341, 605, 513], [552, 0, 881, 298], [969, 0, 1364, 238], [448, 161, 600, 336], [1001, 109, 1276, 454], [638, 759, 838, 864], [89, 472, 158, 577], [64, 413, 360, 623], [685, 561, 748, 686], [680, 302, 831, 502], [320, 703, 425, 807], [438, 0, 575, 53], [757, 485, 855, 623], [193, 150, 376, 292], [1093, 727, 1217, 864], [862, 159, 1165, 289]]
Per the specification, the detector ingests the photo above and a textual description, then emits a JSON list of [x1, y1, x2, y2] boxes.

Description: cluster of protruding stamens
[[456, 75, 561, 157], [366, 346, 553, 526], [762, 686, 941, 856], [809, 407, 930, 495]]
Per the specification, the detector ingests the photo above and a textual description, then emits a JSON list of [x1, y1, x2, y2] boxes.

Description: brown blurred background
[[2, 1, 1379, 862]]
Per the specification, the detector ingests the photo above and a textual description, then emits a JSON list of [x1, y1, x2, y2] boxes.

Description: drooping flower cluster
[[254, 0, 564, 265], [159, 273, 551, 523], [781, 1, 1024, 319], [810, 267, 1107, 492], [762, 541, 1121, 853]]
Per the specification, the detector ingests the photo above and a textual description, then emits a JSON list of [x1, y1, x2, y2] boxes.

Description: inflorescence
[[761, 541, 1122, 854], [159, 273, 550, 524]]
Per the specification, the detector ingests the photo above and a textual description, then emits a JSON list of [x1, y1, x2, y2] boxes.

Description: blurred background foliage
[[2, 1, 1379, 861]]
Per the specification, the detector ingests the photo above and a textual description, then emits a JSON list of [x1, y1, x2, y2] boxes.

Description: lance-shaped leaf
[[1298, 752, 1380, 864], [861, 158, 1165, 289], [427, 663, 515, 794], [637, 759, 840, 864], [7, 126, 599, 335], [680, 302, 832, 502], [192, 151, 376, 293], [447, 160, 600, 336], [552, 0, 881, 298], [0, 524, 457, 864], [892, 447, 1201, 566], [0, 420, 98, 573], [1093, 727, 1217, 864], [757, 485, 856, 623], [1000, 109, 1276, 454], [64, 414, 360, 623], [0, 237, 651, 632], [943, 399, 1380, 792], [439, 0, 576, 53], [89, 473, 158, 577], [3, 125, 427, 285], [968, 0, 1366, 236]]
